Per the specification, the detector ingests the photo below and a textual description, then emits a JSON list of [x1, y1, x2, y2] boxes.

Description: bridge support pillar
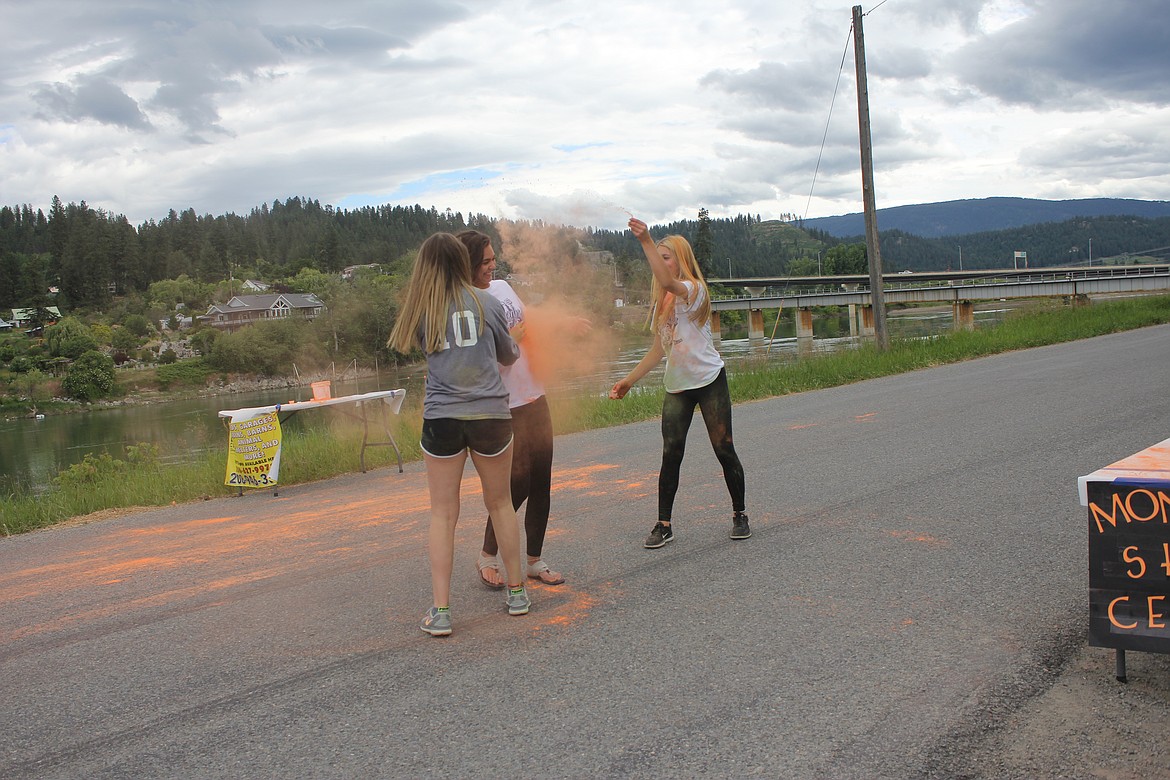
[[858, 305, 876, 338], [848, 304, 859, 337], [796, 308, 815, 355], [748, 309, 765, 341], [795, 308, 815, 340], [711, 310, 721, 342], [794, 307, 814, 340], [952, 300, 975, 331]]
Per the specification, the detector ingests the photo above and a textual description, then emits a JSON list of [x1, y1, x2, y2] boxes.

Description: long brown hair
[[456, 229, 492, 269], [649, 235, 712, 331], [388, 232, 484, 354]]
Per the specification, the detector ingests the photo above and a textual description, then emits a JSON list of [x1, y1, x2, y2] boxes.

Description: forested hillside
[[0, 199, 846, 312], [4, 197, 1169, 317], [804, 197, 1170, 239], [585, 213, 839, 279], [0, 197, 496, 311], [878, 215, 1170, 270], [3, 196, 1169, 400]]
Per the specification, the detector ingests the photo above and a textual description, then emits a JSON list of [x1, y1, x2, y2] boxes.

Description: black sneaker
[[644, 521, 674, 548], [730, 511, 752, 540]]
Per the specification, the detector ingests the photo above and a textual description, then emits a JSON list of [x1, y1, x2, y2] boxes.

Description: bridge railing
[[711, 263, 1170, 301]]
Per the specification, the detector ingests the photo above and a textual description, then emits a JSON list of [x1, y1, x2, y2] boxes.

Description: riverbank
[[0, 299, 1010, 422], [0, 367, 386, 421], [4, 294, 1170, 536]]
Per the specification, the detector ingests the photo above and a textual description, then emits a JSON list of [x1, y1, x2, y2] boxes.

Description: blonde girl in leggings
[[609, 218, 749, 548]]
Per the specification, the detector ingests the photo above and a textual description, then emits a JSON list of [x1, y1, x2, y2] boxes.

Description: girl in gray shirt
[[388, 232, 529, 636]]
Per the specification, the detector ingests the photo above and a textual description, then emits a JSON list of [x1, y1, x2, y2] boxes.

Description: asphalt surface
[[4, 325, 1170, 779]]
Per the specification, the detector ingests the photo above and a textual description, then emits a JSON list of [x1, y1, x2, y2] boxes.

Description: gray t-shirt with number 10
[[421, 286, 519, 420]]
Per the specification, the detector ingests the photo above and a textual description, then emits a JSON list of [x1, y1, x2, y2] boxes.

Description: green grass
[[4, 294, 1169, 536]]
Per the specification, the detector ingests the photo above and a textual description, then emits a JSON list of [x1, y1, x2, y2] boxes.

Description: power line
[[803, 25, 854, 222], [800, 1, 889, 221]]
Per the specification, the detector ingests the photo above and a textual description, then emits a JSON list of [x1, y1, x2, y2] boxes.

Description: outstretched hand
[[627, 217, 650, 241], [609, 379, 631, 400]]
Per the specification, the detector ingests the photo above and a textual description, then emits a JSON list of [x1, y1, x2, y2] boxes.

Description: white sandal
[[476, 553, 504, 590], [526, 559, 565, 585]]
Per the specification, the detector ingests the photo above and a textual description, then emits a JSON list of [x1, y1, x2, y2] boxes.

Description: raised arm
[[628, 217, 687, 297]]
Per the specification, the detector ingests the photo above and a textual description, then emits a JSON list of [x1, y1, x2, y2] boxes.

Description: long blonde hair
[[649, 235, 712, 331], [388, 232, 485, 354]]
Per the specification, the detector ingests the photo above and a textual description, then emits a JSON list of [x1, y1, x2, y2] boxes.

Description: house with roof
[[10, 307, 62, 328], [199, 294, 326, 332], [241, 279, 270, 292], [0, 317, 12, 330]]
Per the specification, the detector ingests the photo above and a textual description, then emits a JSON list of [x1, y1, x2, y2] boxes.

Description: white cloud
[[1, 0, 1167, 232]]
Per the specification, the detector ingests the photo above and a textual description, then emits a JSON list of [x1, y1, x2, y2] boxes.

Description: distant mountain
[[803, 197, 1170, 239]]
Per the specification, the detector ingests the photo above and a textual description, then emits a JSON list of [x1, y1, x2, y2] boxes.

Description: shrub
[[207, 319, 306, 375], [122, 313, 153, 338], [45, 317, 99, 359], [90, 323, 114, 345], [156, 358, 212, 389], [54, 452, 123, 488], [189, 327, 220, 356], [61, 350, 116, 401], [126, 441, 160, 465], [111, 327, 139, 352]]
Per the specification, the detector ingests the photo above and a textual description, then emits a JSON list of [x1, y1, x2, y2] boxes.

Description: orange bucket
[[310, 380, 332, 401]]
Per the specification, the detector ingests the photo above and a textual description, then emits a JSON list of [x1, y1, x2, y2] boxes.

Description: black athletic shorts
[[420, 417, 513, 458]]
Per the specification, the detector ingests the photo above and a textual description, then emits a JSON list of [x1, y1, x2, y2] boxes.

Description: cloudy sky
[[2, 0, 1168, 230]]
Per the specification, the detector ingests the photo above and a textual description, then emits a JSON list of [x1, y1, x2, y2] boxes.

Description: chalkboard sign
[[1084, 476, 1170, 655]]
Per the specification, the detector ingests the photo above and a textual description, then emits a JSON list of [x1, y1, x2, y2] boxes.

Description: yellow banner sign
[[224, 411, 282, 488]]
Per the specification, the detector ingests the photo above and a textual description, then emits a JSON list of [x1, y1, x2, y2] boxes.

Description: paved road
[[4, 325, 1170, 779]]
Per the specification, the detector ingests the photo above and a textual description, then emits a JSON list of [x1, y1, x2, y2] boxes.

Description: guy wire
[[803, 25, 854, 222], [802, 0, 893, 221]]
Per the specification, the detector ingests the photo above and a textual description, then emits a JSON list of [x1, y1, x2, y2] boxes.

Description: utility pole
[[853, 5, 889, 350]]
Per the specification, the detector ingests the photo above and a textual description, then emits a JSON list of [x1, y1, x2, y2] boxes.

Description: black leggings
[[659, 367, 745, 522], [483, 396, 554, 559]]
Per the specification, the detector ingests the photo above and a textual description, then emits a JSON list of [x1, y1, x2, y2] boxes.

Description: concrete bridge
[[708, 264, 1170, 342]]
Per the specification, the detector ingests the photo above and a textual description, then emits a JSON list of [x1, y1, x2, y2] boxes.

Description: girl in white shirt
[[609, 218, 749, 548], [457, 230, 571, 588]]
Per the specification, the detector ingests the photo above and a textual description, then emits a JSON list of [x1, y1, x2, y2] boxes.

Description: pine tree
[[695, 208, 715, 277]]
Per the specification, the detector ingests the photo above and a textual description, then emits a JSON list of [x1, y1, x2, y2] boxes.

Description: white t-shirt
[[487, 279, 546, 408], [658, 280, 724, 393]]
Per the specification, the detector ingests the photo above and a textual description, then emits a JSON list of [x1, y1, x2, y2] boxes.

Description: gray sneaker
[[730, 511, 752, 540], [506, 586, 531, 616], [644, 521, 674, 548], [420, 607, 452, 636]]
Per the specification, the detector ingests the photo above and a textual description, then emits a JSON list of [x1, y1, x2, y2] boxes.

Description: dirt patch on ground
[[948, 643, 1170, 779]]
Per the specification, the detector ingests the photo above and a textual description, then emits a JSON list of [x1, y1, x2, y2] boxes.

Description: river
[[1, 306, 1011, 495]]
